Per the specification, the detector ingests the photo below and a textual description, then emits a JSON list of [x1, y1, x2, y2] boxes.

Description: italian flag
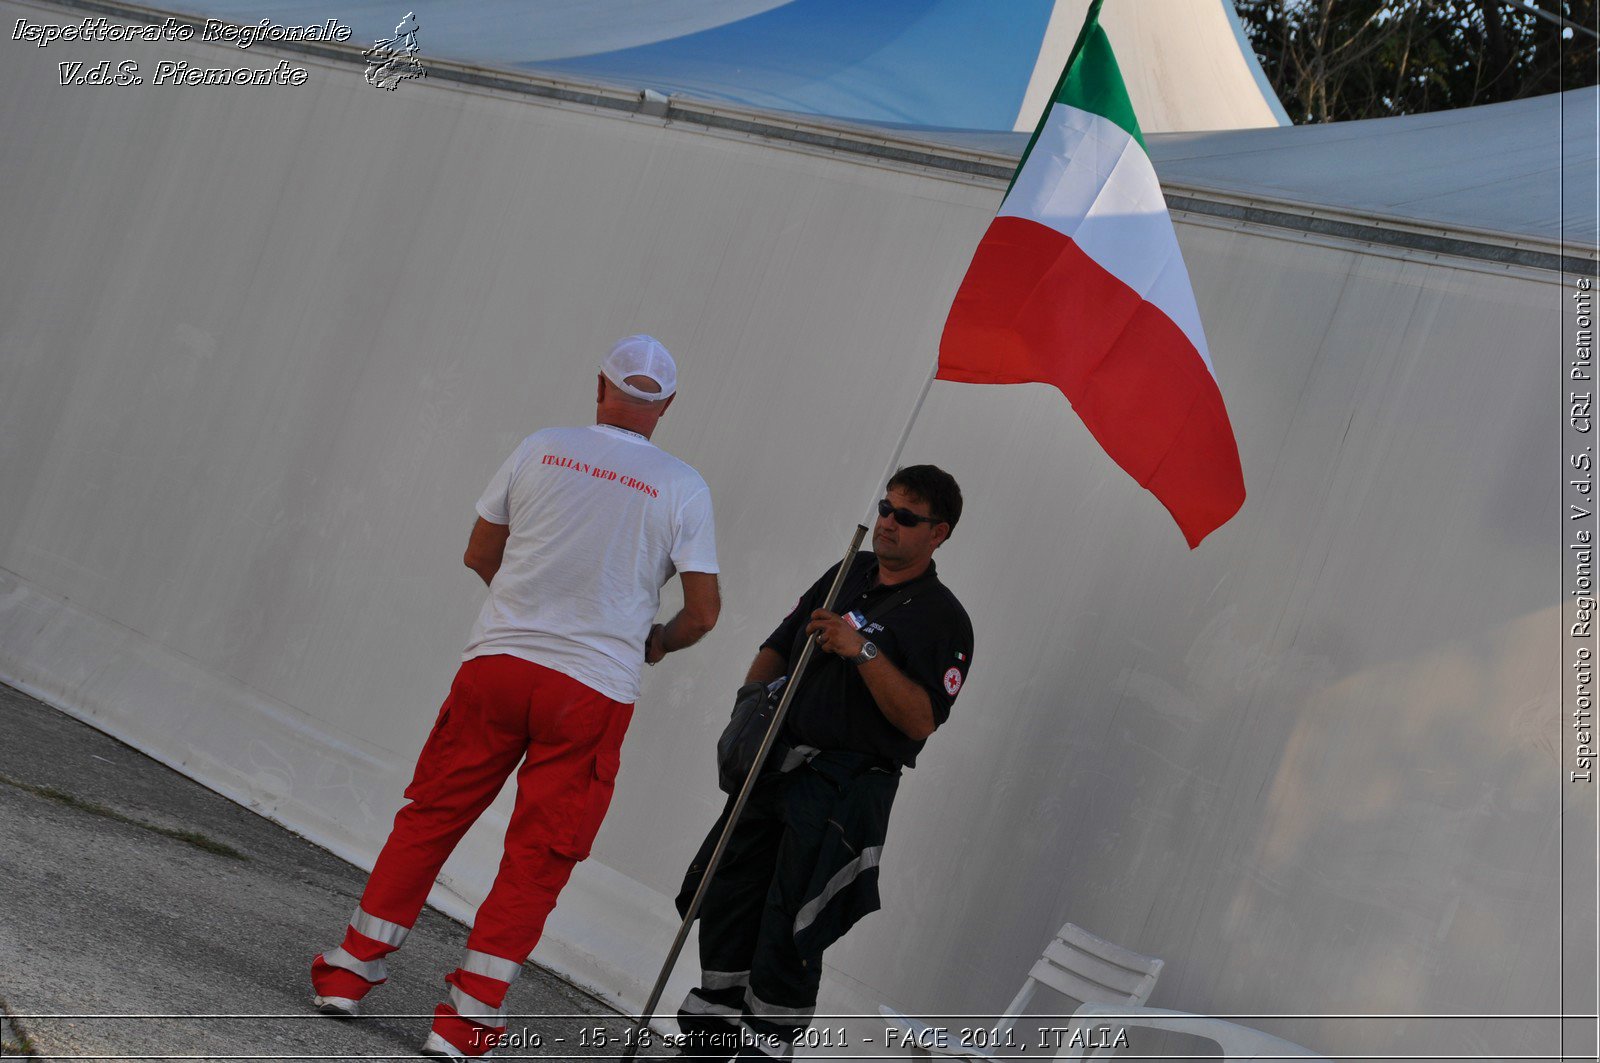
[[937, 0, 1245, 549]]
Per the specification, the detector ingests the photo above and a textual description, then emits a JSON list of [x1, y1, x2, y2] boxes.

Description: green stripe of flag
[[1057, 21, 1145, 149], [1005, 0, 1147, 199]]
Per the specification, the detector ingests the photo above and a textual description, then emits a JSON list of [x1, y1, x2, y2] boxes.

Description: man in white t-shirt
[[310, 335, 720, 1059]]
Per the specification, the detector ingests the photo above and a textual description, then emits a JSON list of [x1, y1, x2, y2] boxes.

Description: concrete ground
[[0, 682, 651, 1062]]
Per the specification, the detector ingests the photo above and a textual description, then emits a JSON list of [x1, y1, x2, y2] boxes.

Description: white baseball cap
[[602, 334, 677, 401]]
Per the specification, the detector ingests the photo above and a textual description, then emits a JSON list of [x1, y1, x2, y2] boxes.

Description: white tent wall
[[857, 244, 1570, 1059], [0, 6, 1582, 1059]]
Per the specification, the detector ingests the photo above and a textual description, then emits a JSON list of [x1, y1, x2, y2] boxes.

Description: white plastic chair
[[1059, 1003, 1328, 1061], [880, 922, 1164, 1060]]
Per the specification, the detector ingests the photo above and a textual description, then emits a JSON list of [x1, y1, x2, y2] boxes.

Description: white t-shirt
[[463, 424, 718, 703]]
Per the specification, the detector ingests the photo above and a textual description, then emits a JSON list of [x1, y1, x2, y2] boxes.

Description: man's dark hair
[[888, 464, 963, 535]]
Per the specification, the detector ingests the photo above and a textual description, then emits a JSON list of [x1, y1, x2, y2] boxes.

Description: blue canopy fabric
[[155, 0, 1056, 129], [532, 0, 1056, 129]]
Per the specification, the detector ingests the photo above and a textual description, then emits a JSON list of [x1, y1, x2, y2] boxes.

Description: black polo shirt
[[762, 552, 974, 768]]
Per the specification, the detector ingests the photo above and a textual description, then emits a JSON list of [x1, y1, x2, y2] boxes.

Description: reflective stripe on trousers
[[744, 986, 815, 1024], [460, 949, 521, 984], [322, 946, 388, 983], [350, 905, 410, 948], [700, 969, 751, 992], [681, 988, 742, 1020], [448, 984, 508, 1026], [792, 846, 882, 937]]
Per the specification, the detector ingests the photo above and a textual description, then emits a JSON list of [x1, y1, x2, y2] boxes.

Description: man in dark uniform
[[675, 464, 974, 1060]]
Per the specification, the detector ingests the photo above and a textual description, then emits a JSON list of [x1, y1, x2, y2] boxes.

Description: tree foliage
[[1236, 0, 1597, 123]]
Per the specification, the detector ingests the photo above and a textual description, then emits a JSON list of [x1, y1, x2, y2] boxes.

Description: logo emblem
[[943, 667, 963, 696], [364, 12, 426, 89]]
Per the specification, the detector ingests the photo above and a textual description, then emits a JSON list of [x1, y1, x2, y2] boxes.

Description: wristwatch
[[849, 641, 879, 666]]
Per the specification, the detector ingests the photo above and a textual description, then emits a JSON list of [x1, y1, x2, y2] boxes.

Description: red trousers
[[312, 654, 632, 1053]]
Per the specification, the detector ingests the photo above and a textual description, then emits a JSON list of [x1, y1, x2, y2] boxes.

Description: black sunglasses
[[877, 498, 942, 528]]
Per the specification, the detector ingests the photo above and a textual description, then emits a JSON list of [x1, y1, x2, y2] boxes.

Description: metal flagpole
[[623, 358, 941, 1058], [871, 359, 940, 522]]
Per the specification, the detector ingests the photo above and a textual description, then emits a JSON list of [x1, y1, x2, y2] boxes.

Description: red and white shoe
[[311, 994, 361, 1018], [420, 1029, 495, 1058], [310, 906, 411, 1019], [424, 997, 505, 1058]]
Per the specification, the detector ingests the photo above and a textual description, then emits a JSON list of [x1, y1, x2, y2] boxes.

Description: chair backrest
[[999, 923, 1164, 1033]]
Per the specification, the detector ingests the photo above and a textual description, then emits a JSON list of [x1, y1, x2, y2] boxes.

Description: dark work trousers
[[677, 754, 897, 1061]]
